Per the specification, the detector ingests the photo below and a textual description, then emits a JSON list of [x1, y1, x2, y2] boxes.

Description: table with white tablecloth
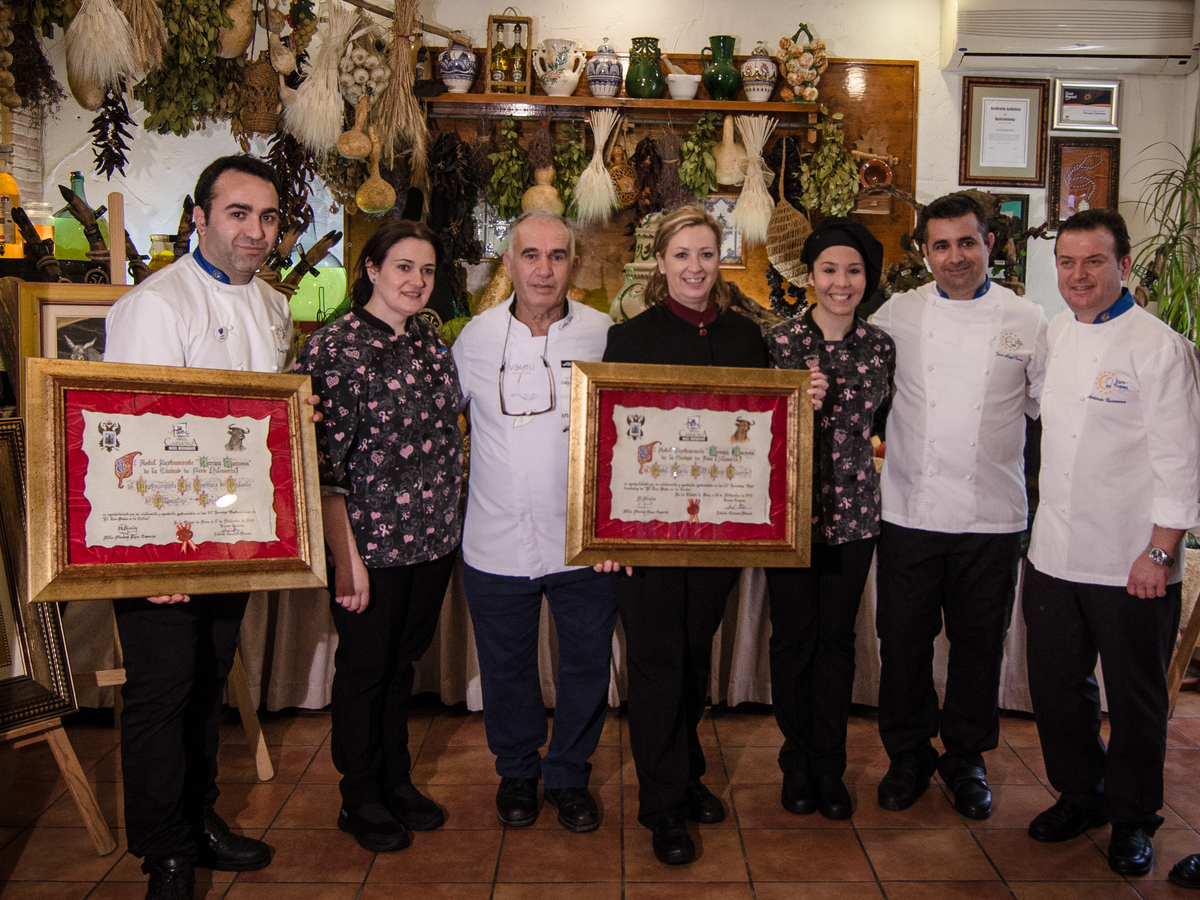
[[65, 557, 1067, 716]]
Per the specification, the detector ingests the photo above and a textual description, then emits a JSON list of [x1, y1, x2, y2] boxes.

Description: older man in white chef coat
[[104, 156, 291, 900], [451, 210, 618, 834], [870, 193, 1048, 820], [1022, 208, 1200, 879]]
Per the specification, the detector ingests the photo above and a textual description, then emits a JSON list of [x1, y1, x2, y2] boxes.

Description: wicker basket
[[766, 150, 810, 287], [241, 51, 280, 135]]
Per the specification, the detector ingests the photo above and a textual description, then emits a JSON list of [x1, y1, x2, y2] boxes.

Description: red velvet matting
[[595, 389, 789, 541], [65, 389, 298, 564]]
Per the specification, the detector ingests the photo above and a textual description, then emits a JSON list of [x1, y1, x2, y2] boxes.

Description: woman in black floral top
[[295, 220, 463, 853], [764, 217, 896, 821]]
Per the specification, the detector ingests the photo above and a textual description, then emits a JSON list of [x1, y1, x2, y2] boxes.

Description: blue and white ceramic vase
[[439, 41, 477, 93], [586, 37, 622, 98]]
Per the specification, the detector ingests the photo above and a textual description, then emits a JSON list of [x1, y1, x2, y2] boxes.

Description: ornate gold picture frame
[[24, 357, 326, 603], [566, 362, 813, 568]]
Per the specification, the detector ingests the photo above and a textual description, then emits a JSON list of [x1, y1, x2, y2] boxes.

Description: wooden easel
[[1, 718, 116, 855]]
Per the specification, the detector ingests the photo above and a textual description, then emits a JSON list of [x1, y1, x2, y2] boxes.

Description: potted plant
[[1132, 139, 1200, 345]]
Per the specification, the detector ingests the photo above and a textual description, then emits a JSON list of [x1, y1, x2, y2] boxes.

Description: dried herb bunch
[[630, 135, 662, 220], [470, 118, 495, 184], [527, 121, 554, 171], [678, 111, 719, 200], [90, 82, 133, 179], [132, 0, 241, 136], [267, 131, 321, 234], [487, 118, 530, 219], [553, 121, 587, 219], [318, 152, 370, 213], [9, 22, 65, 118], [653, 127, 693, 212], [798, 108, 859, 217], [428, 131, 483, 265], [10, 0, 70, 36]]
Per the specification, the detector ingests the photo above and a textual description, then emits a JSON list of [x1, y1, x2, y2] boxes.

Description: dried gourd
[[337, 97, 372, 160], [356, 125, 396, 214]]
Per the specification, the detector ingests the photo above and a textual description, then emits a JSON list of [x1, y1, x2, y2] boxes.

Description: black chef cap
[[800, 217, 884, 301]]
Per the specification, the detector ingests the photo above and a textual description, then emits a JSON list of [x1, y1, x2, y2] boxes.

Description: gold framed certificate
[[566, 362, 813, 568], [24, 357, 326, 602]]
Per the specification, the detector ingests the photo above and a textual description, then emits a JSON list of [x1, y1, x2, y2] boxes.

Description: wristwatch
[[1147, 546, 1176, 568]]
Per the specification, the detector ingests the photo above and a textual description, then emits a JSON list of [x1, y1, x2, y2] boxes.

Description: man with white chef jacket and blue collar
[[451, 209, 618, 835], [1023, 208, 1200, 879], [103, 155, 291, 900], [870, 193, 1048, 821]]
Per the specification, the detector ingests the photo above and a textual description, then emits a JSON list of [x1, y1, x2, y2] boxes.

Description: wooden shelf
[[425, 91, 818, 124]]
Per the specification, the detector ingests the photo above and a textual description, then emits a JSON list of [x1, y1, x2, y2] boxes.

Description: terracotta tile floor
[[7, 692, 1200, 898]]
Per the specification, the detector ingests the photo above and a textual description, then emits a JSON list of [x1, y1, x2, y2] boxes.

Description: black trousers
[[618, 565, 741, 828], [330, 552, 457, 808], [875, 523, 1020, 778], [1023, 563, 1180, 833], [766, 537, 878, 778], [113, 592, 248, 867]]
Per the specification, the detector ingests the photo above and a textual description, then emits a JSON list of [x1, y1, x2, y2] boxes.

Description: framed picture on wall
[[701, 194, 745, 268], [1047, 137, 1121, 230], [959, 76, 1050, 187], [1053, 79, 1121, 131], [988, 192, 1030, 284]]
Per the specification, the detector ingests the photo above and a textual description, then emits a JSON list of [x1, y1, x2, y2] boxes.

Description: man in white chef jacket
[[104, 156, 291, 900], [451, 210, 618, 834], [1023, 208, 1200, 878], [870, 193, 1048, 819]]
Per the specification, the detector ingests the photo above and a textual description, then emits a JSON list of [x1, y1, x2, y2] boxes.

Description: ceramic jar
[[700, 35, 741, 101], [740, 41, 777, 102], [585, 37, 622, 98], [611, 214, 662, 322], [625, 36, 665, 99], [607, 146, 639, 208], [438, 41, 477, 93], [533, 38, 586, 96]]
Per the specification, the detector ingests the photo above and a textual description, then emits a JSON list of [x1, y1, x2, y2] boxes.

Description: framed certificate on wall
[[565, 362, 813, 568]]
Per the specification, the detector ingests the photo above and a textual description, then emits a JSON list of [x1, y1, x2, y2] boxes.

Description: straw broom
[[65, 0, 138, 90], [574, 109, 620, 226], [116, 0, 167, 75], [374, 0, 429, 215], [733, 115, 777, 246], [284, 0, 357, 157]]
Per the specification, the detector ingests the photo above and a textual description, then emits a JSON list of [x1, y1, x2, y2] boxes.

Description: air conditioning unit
[[941, 0, 1198, 74]]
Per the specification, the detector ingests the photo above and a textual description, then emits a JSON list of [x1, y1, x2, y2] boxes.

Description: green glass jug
[[625, 36, 665, 99], [700, 35, 741, 101]]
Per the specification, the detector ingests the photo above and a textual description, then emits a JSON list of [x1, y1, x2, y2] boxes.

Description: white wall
[[38, 0, 1197, 316]]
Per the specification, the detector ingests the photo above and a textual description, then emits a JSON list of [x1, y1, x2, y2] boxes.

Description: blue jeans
[[463, 565, 618, 789]]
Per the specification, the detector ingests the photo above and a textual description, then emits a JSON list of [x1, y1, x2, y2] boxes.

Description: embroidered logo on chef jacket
[[995, 332, 1026, 361], [214, 325, 231, 343], [1088, 370, 1129, 404]]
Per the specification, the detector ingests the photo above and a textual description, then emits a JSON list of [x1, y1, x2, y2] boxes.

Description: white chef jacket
[[1028, 305, 1200, 586], [452, 298, 611, 578], [104, 253, 292, 374], [871, 280, 1048, 533]]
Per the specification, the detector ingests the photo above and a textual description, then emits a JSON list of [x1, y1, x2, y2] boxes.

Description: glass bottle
[[52, 171, 109, 261], [148, 234, 175, 272], [0, 147, 22, 259], [490, 22, 510, 91], [509, 23, 526, 91]]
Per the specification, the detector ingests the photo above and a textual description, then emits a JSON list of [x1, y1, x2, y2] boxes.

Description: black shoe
[[1169, 854, 1200, 889], [946, 764, 992, 820], [143, 856, 194, 900], [1027, 797, 1109, 843], [386, 782, 445, 831], [1108, 824, 1154, 876], [337, 803, 411, 852], [814, 774, 852, 820], [651, 813, 695, 865], [877, 758, 930, 811], [194, 809, 271, 871], [496, 776, 539, 828], [684, 779, 725, 824], [781, 770, 817, 815], [545, 787, 599, 833]]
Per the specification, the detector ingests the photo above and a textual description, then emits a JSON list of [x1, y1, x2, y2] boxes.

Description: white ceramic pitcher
[[533, 39, 586, 96]]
